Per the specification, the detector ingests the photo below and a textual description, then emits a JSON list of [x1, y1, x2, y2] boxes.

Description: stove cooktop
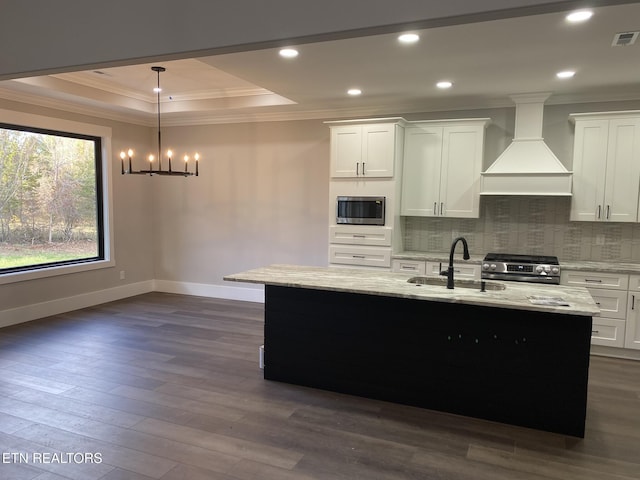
[[481, 253, 560, 284]]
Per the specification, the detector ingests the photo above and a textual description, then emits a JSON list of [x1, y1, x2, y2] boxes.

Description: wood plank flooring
[[0, 292, 639, 479]]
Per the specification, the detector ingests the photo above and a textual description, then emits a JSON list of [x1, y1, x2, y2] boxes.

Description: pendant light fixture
[[120, 66, 199, 176]]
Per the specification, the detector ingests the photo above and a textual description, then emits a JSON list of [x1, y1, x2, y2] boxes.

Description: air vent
[[612, 31, 639, 46]]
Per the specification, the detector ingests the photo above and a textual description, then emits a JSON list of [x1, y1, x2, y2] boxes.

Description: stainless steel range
[[481, 253, 560, 285]]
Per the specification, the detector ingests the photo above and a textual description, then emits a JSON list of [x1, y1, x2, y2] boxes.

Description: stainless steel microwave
[[336, 196, 385, 226]]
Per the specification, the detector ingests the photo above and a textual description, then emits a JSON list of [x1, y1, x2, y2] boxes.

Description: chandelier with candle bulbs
[[119, 66, 199, 176]]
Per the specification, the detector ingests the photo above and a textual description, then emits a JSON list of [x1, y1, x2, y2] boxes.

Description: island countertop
[[224, 264, 600, 316]]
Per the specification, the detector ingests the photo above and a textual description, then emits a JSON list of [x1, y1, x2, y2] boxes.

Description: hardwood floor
[[0, 292, 639, 480]]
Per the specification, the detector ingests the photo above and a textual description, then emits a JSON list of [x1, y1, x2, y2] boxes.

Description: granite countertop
[[394, 251, 640, 274], [224, 264, 599, 317]]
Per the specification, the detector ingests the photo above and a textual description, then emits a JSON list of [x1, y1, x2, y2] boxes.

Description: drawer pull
[[352, 234, 366, 238], [585, 279, 603, 283], [401, 265, 416, 270], [592, 330, 599, 335], [352, 255, 366, 259]]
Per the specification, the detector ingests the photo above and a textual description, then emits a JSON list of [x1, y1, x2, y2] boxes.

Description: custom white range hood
[[481, 93, 572, 196]]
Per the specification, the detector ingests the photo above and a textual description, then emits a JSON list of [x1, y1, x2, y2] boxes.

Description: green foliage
[[0, 126, 98, 268]]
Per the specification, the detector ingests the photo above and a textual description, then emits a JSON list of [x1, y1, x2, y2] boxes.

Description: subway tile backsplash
[[402, 196, 640, 262]]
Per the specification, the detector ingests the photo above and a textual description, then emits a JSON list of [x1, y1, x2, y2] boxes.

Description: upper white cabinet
[[570, 112, 640, 222], [328, 120, 403, 178], [401, 119, 489, 218]]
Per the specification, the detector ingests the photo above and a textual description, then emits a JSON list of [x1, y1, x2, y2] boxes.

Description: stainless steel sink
[[407, 276, 506, 291]]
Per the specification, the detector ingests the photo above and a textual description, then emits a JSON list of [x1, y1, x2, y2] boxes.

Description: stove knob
[[551, 267, 559, 274], [490, 264, 497, 270], [482, 263, 490, 270], [536, 265, 544, 273]]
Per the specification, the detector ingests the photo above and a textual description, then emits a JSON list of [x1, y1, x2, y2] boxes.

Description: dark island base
[[264, 285, 593, 438]]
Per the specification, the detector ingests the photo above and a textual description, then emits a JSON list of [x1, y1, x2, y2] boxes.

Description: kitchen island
[[225, 264, 600, 437]]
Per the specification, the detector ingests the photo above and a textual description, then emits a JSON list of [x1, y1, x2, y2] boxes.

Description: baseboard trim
[[154, 280, 265, 303], [0, 280, 265, 329], [0, 280, 154, 329]]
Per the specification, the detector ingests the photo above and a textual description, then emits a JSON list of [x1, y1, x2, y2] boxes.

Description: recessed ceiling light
[[436, 81, 453, 89], [347, 88, 362, 96], [557, 70, 576, 79], [398, 33, 420, 44], [566, 10, 593, 23], [279, 48, 299, 58]]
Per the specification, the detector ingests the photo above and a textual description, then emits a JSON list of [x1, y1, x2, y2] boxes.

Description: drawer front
[[329, 226, 392, 246], [591, 317, 626, 347], [391, 259, 426, 275], [561, 271, 629, 290], [426, 261, 480, 280], [587, 288, 628, 319], [329, 245, 391, 268]]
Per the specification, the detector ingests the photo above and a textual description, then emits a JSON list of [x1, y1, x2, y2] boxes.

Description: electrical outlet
[[595, 234, 605, 246], [119, 270, 126, 280]]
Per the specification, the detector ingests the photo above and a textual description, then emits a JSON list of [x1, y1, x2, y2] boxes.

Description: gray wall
[[0, 0, 586, 79]]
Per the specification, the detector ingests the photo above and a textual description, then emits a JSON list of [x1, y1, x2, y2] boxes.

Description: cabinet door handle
[[440, 202, 444, 215], [597, 205, 601, 219], [362, 162, 365, 175], [633, 295, 636, 310], [592, 330, 600, 335], [433, 202, 437, 215], [356, 162, 360, 175], [606, 205, 610, 219]]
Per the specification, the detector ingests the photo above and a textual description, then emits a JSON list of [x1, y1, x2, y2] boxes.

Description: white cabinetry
[[570, 112, 640, 222], [625, 275, 640, 350], [391, 259, 480, 280], [329, 121, 401, 178], [561, 271, 628, 347], [329, 226, 392, 268], [401, 119, 489, 218]]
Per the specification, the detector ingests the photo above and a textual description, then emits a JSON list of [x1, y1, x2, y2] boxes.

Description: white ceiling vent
[[612, 31, 639, 46]]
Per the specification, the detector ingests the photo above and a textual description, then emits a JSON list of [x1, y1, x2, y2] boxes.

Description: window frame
[[0, 108, 114, 285]]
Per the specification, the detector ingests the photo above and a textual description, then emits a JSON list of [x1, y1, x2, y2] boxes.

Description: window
[[0, 115, 111, 278]]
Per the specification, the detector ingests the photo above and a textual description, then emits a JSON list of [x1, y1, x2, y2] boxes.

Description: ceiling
[[1, 2, 639, 126]]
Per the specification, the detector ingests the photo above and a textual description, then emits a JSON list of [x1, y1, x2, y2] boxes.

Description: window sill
[[0, 258, 116, 285]]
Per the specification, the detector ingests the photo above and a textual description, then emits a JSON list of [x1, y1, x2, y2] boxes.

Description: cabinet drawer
[[591, 317, 626, 347], [561, 271, 629, 290], [587, 288, 628, 319], [329, 226, 392, 246], [329, 245, 391, 268], [391, 259, 426, 274], [426, 261, 480, 280]]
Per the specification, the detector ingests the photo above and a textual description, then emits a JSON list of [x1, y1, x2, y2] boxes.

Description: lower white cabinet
[[425, 261, 480, 280], [329, 225, 392, 269], [591, 317, 626, 348], [625, 275, 640, 350], [561, 271, 629, 348], [330, 245, 391, 268], [329, 225, 392, 246], [391, 259, 426, 275], [391, 259, 480, 280]]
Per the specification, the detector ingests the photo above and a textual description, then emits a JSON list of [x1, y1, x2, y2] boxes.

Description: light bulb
[[120, 151, 126, 160], [194, 153, 200, 161], [184, 155, 189, 162], [127, 149, 134, 157], [167, 149, 173, 158], [148, 155, 154, 163]]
